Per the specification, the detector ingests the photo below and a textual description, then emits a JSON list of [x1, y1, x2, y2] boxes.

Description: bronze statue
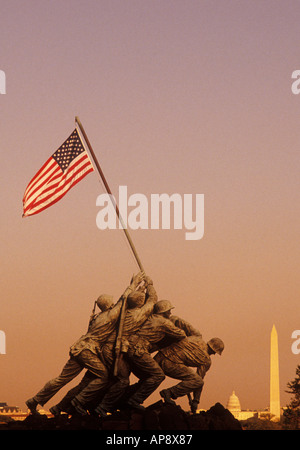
[[67, 275, 158, 414], [46, 275, 157, 416], [154, 335, 224, 413], [25, 272, 144, 414], [95, 299, 197, 415], [26, 275, 224, 418]]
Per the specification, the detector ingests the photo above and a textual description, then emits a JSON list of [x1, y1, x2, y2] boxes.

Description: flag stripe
[[22, 128, 94, 217], [26, 156, 93, 213], [23, 158, 58, 200], [24, 153, 88, 209], [25, 165, 94, 216], [23, 162, 60, 205], [23, 156, 92, 215], [35, 155, 92, 203]]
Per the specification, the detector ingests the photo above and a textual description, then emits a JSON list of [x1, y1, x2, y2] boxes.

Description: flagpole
[[75, 116, 145, 273], [75, 116, 147, 376]]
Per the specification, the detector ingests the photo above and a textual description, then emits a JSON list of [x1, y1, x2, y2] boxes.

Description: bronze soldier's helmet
[[154, 300, 175, 314], [97, 295, 114, 312], [207, 338, 224, 355], [127, 291, 146, 308]]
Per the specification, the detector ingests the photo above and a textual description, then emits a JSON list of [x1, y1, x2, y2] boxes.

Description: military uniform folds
[[33, 349, 108, 406], [125, 315, 186, 404], [29, 284, 135, 408], [99, 312, 186, 411], [154, 335, 211, 400], [96, 284, 158, 410]]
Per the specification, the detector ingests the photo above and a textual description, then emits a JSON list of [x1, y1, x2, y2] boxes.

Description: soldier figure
[[95, 300, 191, 415], [65, 275, 158, 414], [154, 335, 224, 413], [25, 272, 144, 414]]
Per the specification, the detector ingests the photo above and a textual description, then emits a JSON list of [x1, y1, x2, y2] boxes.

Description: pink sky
[[1, 1, 300, 413]]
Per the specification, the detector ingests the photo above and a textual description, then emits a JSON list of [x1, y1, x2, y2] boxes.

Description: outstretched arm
[[122, 271, 145, 299], [170, 315, 202, 337]]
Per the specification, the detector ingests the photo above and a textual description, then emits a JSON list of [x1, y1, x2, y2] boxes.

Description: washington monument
[[270, 324, 280, 420]]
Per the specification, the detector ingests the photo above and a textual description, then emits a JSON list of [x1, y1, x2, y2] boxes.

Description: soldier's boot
[[94, 404, 109, 418], [160, 389, 176, 405], [26, 397, 40, 415], [71, 398, 88, 416], [49, 405, 62, 416], [127, 398, 146, 411]]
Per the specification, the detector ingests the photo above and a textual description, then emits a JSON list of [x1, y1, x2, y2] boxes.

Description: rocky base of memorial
[[0, 401, 242, 430]]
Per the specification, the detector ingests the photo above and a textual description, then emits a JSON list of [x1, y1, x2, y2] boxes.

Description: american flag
[[23, 128, 94, 217]]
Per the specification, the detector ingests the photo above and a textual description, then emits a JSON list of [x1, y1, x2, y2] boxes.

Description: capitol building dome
[[226, 391, 241, 412], [225, 390, 266, 421]]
